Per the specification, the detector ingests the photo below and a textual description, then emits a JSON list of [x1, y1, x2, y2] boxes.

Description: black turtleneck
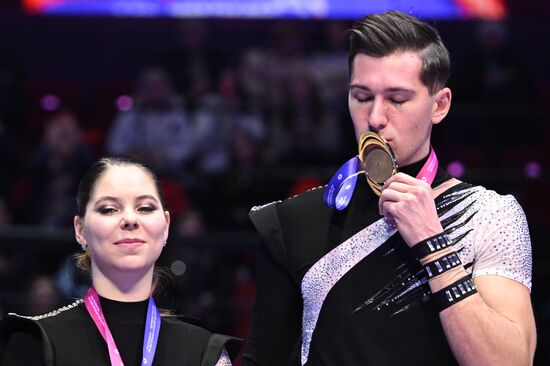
[[99, 296, 149, 366]]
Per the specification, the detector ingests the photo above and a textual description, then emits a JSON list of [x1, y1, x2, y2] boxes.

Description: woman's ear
[[74, 216, 86, 247], [431, 87, 452, 125], [163, 211, 171, 242]]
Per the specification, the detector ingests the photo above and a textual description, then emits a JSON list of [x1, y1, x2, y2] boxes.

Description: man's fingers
[[379, 189, 409, 215], [382, 181, 410, 194], [384, 172, 430, 189]]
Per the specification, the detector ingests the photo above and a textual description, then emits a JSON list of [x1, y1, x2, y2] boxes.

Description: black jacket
[[0, 299, 241, 366]]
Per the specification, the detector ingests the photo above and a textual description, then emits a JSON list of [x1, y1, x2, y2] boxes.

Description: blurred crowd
[[0, 16, 549, 362], [0, 21, 359, 232]]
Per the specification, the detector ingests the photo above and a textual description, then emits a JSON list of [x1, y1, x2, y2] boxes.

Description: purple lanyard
[[84, 288, 161, 366], [324, 148, 438, 210]]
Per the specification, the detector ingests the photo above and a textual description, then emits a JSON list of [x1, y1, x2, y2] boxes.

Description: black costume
[[0, 295, 240, 366], [243, 155, 531, 366]]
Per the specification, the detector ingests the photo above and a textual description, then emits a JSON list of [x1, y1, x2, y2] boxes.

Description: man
[[243, 11, 536, 366]]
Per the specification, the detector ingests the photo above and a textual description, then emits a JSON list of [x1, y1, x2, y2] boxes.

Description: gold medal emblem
[[358, 131, 398, 196]]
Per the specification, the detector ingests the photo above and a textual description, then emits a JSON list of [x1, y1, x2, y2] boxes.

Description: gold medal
[[358, 131, 398, 196]]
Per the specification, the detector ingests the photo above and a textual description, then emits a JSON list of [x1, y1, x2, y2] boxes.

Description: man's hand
[[378, 172, 444, 247]]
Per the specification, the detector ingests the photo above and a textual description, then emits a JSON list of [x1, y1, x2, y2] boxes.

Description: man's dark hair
[[349, 10, 451, 94]]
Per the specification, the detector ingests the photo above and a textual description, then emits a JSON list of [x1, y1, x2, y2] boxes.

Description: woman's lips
[[115, 238, 146, 245]]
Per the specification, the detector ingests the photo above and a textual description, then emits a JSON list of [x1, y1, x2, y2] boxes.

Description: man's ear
[[74, 216, 86, 247], [432, 87, 452, 125]]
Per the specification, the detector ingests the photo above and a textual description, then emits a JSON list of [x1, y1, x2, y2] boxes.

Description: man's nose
[[368, 98, 387, 132]]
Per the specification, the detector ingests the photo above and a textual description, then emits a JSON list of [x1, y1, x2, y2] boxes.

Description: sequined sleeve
[[472, 193, 532, 290], [214, 347, 232, 366]]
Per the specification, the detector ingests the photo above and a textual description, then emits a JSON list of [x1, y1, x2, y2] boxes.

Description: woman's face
[[74, 165, 170, 281]]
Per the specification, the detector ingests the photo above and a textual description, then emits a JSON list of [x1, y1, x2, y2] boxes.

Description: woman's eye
[[97, 207, 117, 215], [138, 206, 157, 213]]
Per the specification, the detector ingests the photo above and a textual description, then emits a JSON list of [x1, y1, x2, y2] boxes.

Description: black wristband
[[432, 276, 478, 312], [411, 232, 453, 260], [423, 251, 462, 279]]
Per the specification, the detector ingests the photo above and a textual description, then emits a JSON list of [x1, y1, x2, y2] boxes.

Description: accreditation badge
[[358, 131, 398, 196]]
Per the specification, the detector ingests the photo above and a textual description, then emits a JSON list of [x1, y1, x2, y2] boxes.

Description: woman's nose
[[120, 210, 139, 230]]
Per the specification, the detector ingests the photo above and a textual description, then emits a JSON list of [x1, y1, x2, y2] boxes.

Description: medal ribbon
[[324, 147, 439, 210], [84, 288, 161, 366], [323, 156, 362, 211], [416, 147, 438, 184]]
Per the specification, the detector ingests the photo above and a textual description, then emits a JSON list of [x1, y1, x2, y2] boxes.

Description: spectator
[[29, 109, 94, 227], [106, 67, 193, 174]]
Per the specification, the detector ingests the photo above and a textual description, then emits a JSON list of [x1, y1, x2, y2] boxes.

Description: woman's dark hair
[[76, 156, 166, 217], [348, 10, 451, 94], [75, 156, 168, 295]]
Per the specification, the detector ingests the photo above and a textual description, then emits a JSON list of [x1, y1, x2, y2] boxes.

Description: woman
[[0, 156, 240, 365]]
